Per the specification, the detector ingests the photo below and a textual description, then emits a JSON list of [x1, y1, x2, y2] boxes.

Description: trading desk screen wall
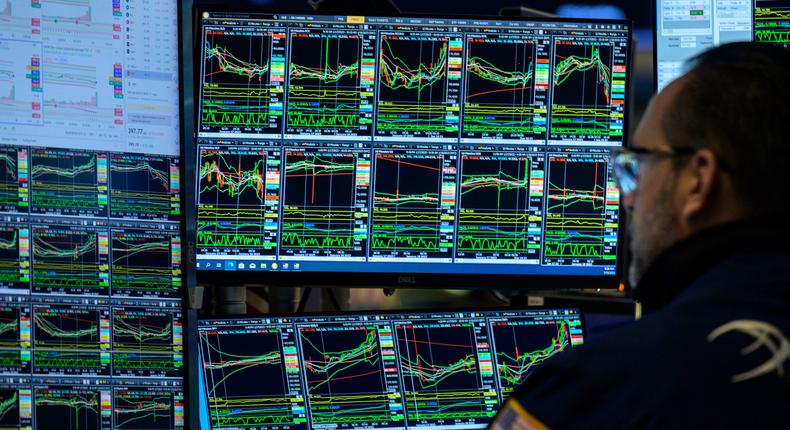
[[198, 308, 584, 430], [0, 1, 185, 429], [655, 0, 790, 90], [195, 11, 632, 282]]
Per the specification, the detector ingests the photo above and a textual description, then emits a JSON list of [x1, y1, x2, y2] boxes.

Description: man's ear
[[680, 148, 718, 224]]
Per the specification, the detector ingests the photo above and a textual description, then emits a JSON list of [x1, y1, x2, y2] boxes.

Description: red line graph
[[466, 85, 533, 100], [376, 156, 441, 172], [308, 369, 380, 384]]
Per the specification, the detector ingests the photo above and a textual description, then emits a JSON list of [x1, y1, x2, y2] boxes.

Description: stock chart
[[199, 309, 584, 430], [31, 226, 109, 296], [0, 304, 29, 375], [197, 145, 281, 258], [281, 147, 370, 259], [286, 30, 375, 138], [490, 318, 579, 397], [29, 149, 107, 218], [0, 147, 28, 214], [109, 154, 180, 222], [113, 387, 182, 430], [111, 305, 182, 379], [200, 324, 307, 430], [395, 321, 498, 426], [201, 28, 286, 136], [462, 36, 548, 141], [110, 228, 182, 299], [755, 0, 790, 47], [370, 150, 456, 260], [543, 151, 619, 265], [33, 386, 109, 430], [111, 385, 182, 430], [298, 324, 404, 429], [375, 34, 462, 140], [196, 12, 630, 279], [32, 304, 109, 377], [0, 387, 28, 429], [457, 152, 544, 261], [550, 40, 626, 143], [0, 222, 29, 292]]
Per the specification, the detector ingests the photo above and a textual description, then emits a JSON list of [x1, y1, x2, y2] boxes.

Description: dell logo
[[398, 276, 417, 285]]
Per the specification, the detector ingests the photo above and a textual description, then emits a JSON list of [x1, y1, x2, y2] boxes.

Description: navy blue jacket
[[499, 218, 790, 429]]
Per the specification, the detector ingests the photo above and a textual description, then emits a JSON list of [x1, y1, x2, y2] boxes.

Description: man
[[490, 42, 790, 429]]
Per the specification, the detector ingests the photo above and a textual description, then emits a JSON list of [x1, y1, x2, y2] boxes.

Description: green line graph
[[287, 32, 370, 136], [496, 322, 568, 387], [401, 353, 477, 389], [301, 329, 379, 392], [115, 392, 173, 429], [111, 231, 178, 297], [755, 6, 790, 44], [396, 324, 495, 423], [0, 316, 17, 338], [371, 154, 449, 255], [0, 153, 17, 181], [203, 341, 282, 397], [32, 229, 106, 292], [300, 327, 403, 426], [553, 45, 611, 102], [205, 44, 270, 81], [376, 35, 460, 137], [457, 156, 538, 256], [467, 56, 533, 88], [0, 149, 23, 210], [0, 231, 16, 251], [290, 38, 358, 83], [111, 238, 168, 261], [0, 391, 17, 423], [197, 147, 279, 257], [281, 151, 366, 257], [34, 313, 97, 343], [113, 317, 172, 346], [35, 390, 99, 430], [544, 157, 612, 262], [550, 42, 623, 141], [30, 150, 103, 215], [31, 156, 95, 180], [546, 182, 605, 211], [109, 155, 175, 219], [201, 329, 303, 429], [461, 169, 529, 204], [110, 159, 168, 191], [380, 39, 447, 92], [200, 154, 266, 203], [200, 31, 285, 133], [461, 38, 543, 137], [34, 234, 95, 260]]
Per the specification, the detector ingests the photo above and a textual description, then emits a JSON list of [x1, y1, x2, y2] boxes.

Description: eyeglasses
[[610, 146, 697, 196]]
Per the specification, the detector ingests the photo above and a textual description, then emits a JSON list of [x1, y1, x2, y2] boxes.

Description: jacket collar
[[633, 215, 788, 313]]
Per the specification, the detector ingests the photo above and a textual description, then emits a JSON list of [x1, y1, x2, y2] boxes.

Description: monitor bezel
[[178, 1, 199, 430], [653, 0, 658, 92], [190, 5, 633, 290]]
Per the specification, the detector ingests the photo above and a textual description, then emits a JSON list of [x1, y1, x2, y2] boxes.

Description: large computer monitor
[[0, 1, 186, 429], [193, 9, 633, 288], [655, 0, 790, 91], [197, 307, 584, 430]]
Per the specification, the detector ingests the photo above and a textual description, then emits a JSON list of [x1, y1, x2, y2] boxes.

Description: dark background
[[193, 0, 655, 132]]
